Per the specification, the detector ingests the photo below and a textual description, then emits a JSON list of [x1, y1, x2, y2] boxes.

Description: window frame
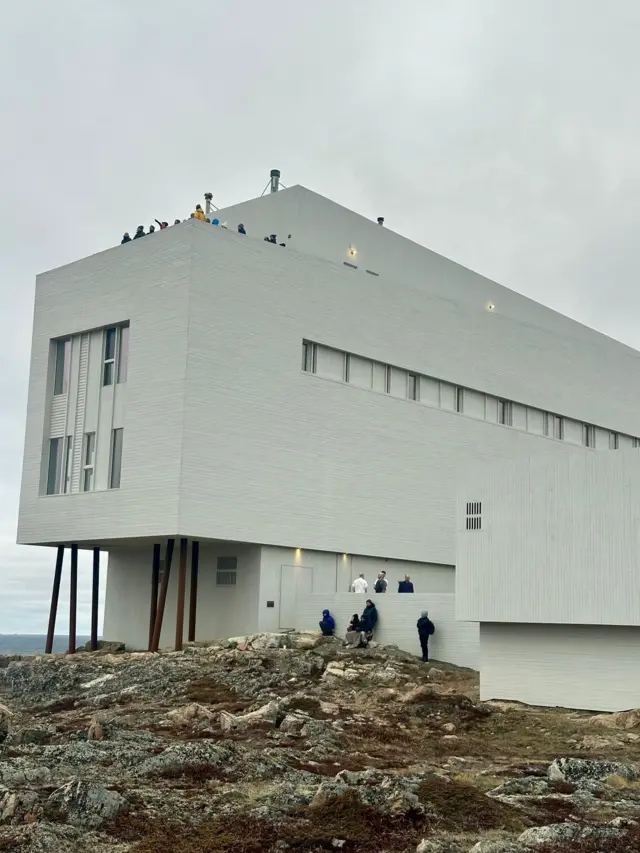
[[344, 353, 351, 383], [582, 423, 595, 448], [301, 341, 317, 373], [407, 372, 419, 401], [384, 365, 391, 394], [46, 437, 62, 495], [109, 428, 124, 489], [83, 432, 96, 492], [609, 431, 619, 450], [544, 412, 564, 440], [63, 436, 73, 494], [103, 327, 117, 386], [454, 386, 464, 414], [216, 556, 238, 587], [497, 399, 513, 426], [117, 325, 130, 384], [53, 338, 71, 396]]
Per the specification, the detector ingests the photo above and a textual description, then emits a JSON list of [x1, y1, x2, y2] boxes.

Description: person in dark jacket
[[344, 613, 362, 647], [398, 574, 414, 593], [238, 223, 247, 235], [417, 611, 435, 662], [359, 600, 378, 645], [373, 572, 387, 594], [133, 225, 145, 239], [319, 609, 335, 636], [121, 232, 131, 244]]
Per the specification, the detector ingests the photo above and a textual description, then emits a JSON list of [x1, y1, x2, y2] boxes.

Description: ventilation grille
[[216, 556, 238, 587], [465, 501, 482, 531]]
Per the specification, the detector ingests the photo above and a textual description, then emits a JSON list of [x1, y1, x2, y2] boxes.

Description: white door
[[279, 565, 313, 630]]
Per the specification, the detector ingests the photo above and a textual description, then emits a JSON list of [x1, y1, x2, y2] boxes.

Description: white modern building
[[457, 452, 640, 712], [16, 174, 640, 667]]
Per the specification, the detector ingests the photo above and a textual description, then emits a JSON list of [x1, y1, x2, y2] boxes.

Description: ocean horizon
[[0, 634, 92, 655]]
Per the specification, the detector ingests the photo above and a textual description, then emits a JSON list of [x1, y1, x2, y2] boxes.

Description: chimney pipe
[[204, 192, 213, 215], [377, 217, 384, 226], [270, 169, 281, 193]]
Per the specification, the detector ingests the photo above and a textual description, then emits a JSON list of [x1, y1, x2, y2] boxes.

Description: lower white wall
[[103, 541, 261, 649], [480, 623, 640, 712], [295, 593, 479, 670]]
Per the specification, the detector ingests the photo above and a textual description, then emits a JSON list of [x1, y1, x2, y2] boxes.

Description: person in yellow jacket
[[193, 204, 206, 222]]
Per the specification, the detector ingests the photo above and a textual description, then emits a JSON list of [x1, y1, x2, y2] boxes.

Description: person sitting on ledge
[[344, 613, 362, 647], [398, 574, 414, 593], [319, 609, 335, 637]]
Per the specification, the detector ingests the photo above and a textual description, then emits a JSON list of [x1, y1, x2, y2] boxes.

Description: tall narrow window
[[302, 341, 316, 373], [53, 339, 71, 396], [46, 438, 62, 495], [63, 436, 73, 494], [407, 373, 418, 401], [544, 412, 564, 440], [384, 365, 391, 394], [497, 399, 513, 426], [609, 431, 619, 450], [83, 432, 96, 492], [455, 387, 464, 413], [103, 328, 117, 386], [117, 325, 130, 383], [344, 353, 351, 383], [582, 424, 595, 448], [109, 428, 123, 489], [633, 438, 640, 449]]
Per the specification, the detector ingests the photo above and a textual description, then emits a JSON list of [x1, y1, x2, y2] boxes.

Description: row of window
[[46, 428, 123, 495], [301, 341, 638, 450], [53, 324, 129, 396]]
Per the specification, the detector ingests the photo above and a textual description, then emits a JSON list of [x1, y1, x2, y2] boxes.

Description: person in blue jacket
[[319, 609, 335, 636]]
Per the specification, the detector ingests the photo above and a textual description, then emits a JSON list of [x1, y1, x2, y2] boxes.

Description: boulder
[[548, 757, 638, 784], [0, 704, 12, 743], [590, 708, 640, 730], [468, 841, 521, 853], [87, 717, 104, 742], [167, 703, 214, 725], [400, 685, 437, 704], [83, 640, 125, 654], [279, 713, 308, 735], [46, 781, 126, 828], [220, 700, 280, 733], [0, 790, 39, 825], [517, 824, 582, 847]]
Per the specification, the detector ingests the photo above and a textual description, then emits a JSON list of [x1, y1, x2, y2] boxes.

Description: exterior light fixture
[[348, 246, 357, 257], [486, 302, 495, 312]]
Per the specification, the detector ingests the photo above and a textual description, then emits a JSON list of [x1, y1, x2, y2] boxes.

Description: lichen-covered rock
[[220, 700, 280, 732], [590, 708, 640, 730], [46, 780, 126, 828], [548, 757, 638, 784]]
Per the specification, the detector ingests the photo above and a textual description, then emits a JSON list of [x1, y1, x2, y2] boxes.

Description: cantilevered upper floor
[[16, 191, 640, 562]]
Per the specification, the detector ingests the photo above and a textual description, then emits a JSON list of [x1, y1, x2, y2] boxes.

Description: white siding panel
[[563, 417, 582, 445], [420, 376, 440, 406], [316, 345, 345, 382], [49, 397, 67, 438], [295, 593, 479, 669], [485, 396, 498, 422], [389, 367, 406, 398], [480, 624, 640, 712], [527, 408, 544, 435], [440, 382, 455, 411], [595, 426, 609, 449], [372, 362, 387, 393], [512, 402, 526, 430], [348, 355, 372, 389], [464, 389, 485, 420]]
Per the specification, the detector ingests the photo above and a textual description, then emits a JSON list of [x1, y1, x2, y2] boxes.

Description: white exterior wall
[[103, 541, 261, 649], [295, 593, 479, 670], [480, 624, 640, 712], [456, 452, 640, 625]]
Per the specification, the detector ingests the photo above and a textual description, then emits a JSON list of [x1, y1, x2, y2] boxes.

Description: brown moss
[[417, 775, 526, 833], [183, 678, 242, 708]]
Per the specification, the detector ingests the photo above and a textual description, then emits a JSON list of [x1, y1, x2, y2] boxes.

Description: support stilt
[[188, 540, 199, 643], [68, 544, 78, 654], [148, 543, 161, 650], [175, 538, 188, 651], [90, 547, 100, 651], [150, 538, 174, 652], [45, 546, 64, 654]]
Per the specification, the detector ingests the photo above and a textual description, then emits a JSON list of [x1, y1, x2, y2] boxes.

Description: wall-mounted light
[[348, 245, 357, 257], [295, 548, 302, 557], [342, 553, 348, 560], [486, 302, 496, 312]]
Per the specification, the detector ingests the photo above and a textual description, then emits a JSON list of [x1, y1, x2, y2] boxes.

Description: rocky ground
[[0, 634, 640, 852]]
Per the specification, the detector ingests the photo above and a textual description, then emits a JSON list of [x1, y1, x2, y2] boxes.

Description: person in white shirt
[[351, 574, 368, 593]]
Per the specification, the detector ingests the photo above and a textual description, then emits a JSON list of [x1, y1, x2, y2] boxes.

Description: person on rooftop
[[133, 226, 145, 239], [193, 204, 206, 222], [174, 219, 181, 225], [155, 219, 168, 230], [121, 232, 131, 244], [148, 225, 155, 235], [238, 223, 246, 235]]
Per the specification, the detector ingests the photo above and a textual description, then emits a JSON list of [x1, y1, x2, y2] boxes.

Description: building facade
[[456, 452, 640, 711], [16, 182, 640, 661]]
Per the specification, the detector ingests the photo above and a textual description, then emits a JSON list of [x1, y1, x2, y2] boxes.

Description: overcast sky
[[2, 0, 640, 634]]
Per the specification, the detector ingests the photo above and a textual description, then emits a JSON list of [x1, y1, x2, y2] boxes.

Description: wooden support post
[[68, 544, 78, 654], [150, 538, 174, 652], [90, 547, 100, 652], [45, 546, 64, 654], [148, 543, 161, 650], [188, 540, 199, 643], [175, 538, 188, 651]]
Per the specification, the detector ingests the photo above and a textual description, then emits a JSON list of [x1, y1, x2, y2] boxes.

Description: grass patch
[[417, 775, 526, 833], [603, 774, 640, 790]]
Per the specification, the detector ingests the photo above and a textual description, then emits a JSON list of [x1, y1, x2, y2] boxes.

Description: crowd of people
[[350, 571, 415, 594], [318, 596, 435, 661], [120, 202, 290, 246]]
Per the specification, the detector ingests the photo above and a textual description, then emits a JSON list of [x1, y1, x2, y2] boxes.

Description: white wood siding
[[480, 624, 640, 712], [295, 593, 479, 669], [456, 452, 640, 625]]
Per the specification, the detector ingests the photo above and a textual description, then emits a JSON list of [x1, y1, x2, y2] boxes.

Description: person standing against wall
[[398, 575, 414, 593], [351, 573, 368, 593], [417, 611, 435, 662], [374, 572, 387, 593]]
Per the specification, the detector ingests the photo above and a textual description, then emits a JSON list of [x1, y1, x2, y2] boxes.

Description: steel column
[[90, 547, 100, 651], [68, 544, 78, 654], [188, 540, 199, 643], [175, 538, 188, 651], [150, 538, 174, 652], [148, 543, 161, 650], [45, 546, 64, 654]]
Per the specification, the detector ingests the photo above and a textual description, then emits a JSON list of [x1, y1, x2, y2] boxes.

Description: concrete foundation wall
[[480, 623, 640, 712], [295, 593, 479, 670]]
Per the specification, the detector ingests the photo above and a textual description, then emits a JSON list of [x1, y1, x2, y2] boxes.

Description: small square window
[[216, 556, 238, 586]]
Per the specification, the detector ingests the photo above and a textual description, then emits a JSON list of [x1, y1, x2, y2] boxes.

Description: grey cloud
[[1, 0, 639, 631]]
